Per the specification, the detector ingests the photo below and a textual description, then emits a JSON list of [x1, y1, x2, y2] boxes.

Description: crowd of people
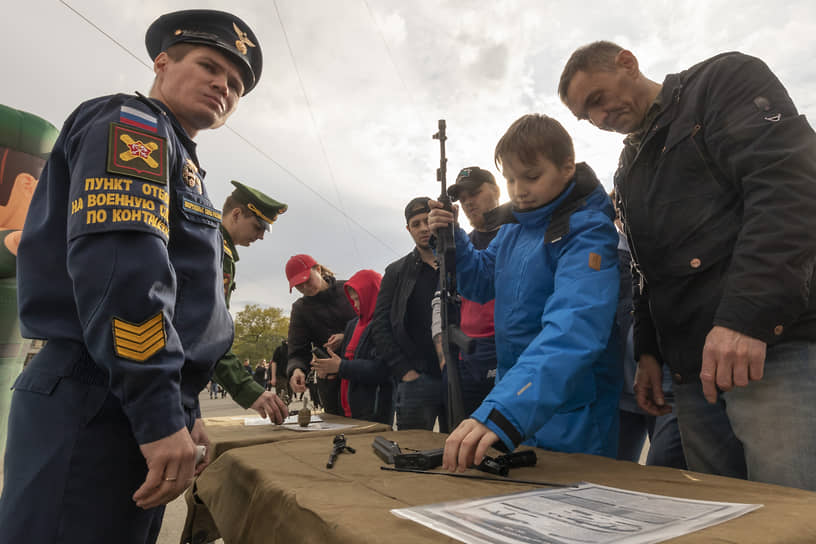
[[0, 7, 815, 544]]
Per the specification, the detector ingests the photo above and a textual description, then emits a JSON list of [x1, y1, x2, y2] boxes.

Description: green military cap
[[230, 180, 287, 231], [0, 104, 58, 160]]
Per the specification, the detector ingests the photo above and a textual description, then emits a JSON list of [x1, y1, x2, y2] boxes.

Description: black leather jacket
[[371, 248, 440, 380], [615, 52, 816, 382]]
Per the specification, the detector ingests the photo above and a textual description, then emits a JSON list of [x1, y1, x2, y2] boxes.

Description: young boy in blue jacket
[[428, 114, 621, 472]]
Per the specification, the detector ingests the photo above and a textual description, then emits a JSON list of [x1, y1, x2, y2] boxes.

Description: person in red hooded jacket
[[312, 269, 394, 425]]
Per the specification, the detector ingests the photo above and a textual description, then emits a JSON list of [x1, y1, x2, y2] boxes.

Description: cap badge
[[233, 22, 256, 55], [183, 159, 202, 194], [459, 168, 472, 178]]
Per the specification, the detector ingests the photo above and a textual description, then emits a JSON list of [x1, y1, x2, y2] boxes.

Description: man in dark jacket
[[559, 41, 816, 491], [371, 197, 445, 431]]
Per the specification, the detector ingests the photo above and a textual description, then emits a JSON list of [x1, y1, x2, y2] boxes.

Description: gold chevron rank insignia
[[112, 313, 166, 362]]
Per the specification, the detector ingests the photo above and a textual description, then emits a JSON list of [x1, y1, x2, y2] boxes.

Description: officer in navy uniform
[[0, 10, 263, 543]]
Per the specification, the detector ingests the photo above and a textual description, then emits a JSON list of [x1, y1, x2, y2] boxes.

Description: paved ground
[[157, 390, 310, 544]]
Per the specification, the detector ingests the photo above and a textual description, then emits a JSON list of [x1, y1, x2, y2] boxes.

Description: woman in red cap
[[285, 254, 355, 414]]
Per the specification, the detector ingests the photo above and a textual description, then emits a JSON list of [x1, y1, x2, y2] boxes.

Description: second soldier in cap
[[212, 181, 289, 418], [0, 9, 264, 543]]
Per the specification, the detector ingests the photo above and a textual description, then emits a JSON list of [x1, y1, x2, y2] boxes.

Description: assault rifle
[[432, 120, 474, 431]]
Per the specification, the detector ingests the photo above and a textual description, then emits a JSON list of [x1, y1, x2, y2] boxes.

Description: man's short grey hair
[[558, 41, 624, 103]]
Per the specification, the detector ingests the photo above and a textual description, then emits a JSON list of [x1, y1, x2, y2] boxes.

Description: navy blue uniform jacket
[[16, 93, 233, 444]]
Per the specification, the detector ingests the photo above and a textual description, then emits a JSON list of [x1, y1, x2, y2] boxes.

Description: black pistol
[[394, 448, 444, 470], [372, 436, 402, 464], [475, 450, 538, 476], [327, 434, 355, 468]]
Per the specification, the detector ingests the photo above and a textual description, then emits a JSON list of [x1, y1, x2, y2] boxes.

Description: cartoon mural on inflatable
[[0, 104, 58, 458]]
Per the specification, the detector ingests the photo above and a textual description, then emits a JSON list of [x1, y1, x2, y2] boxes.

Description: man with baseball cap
[[212, 181, 288, 419], [0, 9, 264, 542], [434, 167, 501, 416], [371, 197, 447, 431]]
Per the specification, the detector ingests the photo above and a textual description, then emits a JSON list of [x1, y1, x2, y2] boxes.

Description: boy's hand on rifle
[[428, 199, 458, 235]]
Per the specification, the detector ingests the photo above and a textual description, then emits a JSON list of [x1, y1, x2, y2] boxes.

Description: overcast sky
[[3, 0, 815, 315]]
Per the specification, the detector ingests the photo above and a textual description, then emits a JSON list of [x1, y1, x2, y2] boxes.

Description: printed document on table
[[392, 482, 761, 544]]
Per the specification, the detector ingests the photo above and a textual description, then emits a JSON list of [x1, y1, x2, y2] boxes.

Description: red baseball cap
[[286, 254, 317, 292]]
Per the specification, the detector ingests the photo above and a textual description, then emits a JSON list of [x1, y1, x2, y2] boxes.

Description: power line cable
[[58, 0, 399, 257], [271, 0, 362, 261], [59, 0, 151, 70]]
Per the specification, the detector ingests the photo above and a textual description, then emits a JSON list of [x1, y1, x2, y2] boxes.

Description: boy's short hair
[[558, 41, 623, 103], [494, 114, 574, 170]]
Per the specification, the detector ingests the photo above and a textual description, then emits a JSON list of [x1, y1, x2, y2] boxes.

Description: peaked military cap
[[448, 166, 496, 202], [146, 10, 263, 95], [0, 104, 58, 160], [230, 180, 287, 231]]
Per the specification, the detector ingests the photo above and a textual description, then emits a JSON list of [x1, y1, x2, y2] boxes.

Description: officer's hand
[[443, 418, 499, 473], [634, 354, 672, 416], [428, 199, 458, 235], [325, 333, 344, 352], [312, 347, 342, 375], [190, 418, 211, 476], [250, 391, 288, 424], [701, 325, 766, 403], [401, 370, 420, 382], [290, 368, 307, 393], [133, 427, 196, 510]]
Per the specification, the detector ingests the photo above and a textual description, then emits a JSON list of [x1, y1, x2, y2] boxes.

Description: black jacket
[[615, 52, 816, 381], [286, 277, 356, 378], [332, 318, 394, 425], [371, 248, 440, 380]]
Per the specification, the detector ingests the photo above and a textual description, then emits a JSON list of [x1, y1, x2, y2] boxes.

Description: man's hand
[[427, 199, 458, 235], [312, 347, 342, 376], [250, 391, 288, 423], [290, 368, 307, 393], [401, 369, 420, 382], [325, 333, 344, 352], [133, 427, 197, 510], [443, 418, 499, 473], [634, 354, 672, 416], [190, 418, 211, 476], [700, 325, 766, 403]]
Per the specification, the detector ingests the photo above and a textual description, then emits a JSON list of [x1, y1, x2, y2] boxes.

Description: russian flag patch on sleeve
[[119, 105, 158, 133]]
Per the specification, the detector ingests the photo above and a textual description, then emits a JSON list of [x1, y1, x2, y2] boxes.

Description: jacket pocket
[[12, 370, 62, 396]]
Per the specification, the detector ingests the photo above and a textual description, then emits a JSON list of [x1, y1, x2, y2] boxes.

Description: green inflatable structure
[[0, 104, 58, 464]]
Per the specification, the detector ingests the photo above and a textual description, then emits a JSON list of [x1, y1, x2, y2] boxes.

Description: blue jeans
[[674, 340, 816, 491], [395, 373, 446, 431], [617, 409, 687, 468]]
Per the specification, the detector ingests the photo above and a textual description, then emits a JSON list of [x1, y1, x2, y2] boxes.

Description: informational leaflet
[[392, 482, 762, 544]]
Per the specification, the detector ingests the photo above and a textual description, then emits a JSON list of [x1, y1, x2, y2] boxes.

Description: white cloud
[[2, 0, 815, 314]]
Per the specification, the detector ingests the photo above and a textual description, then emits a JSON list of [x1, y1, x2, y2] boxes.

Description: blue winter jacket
[[457, 163, 622, 457]]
